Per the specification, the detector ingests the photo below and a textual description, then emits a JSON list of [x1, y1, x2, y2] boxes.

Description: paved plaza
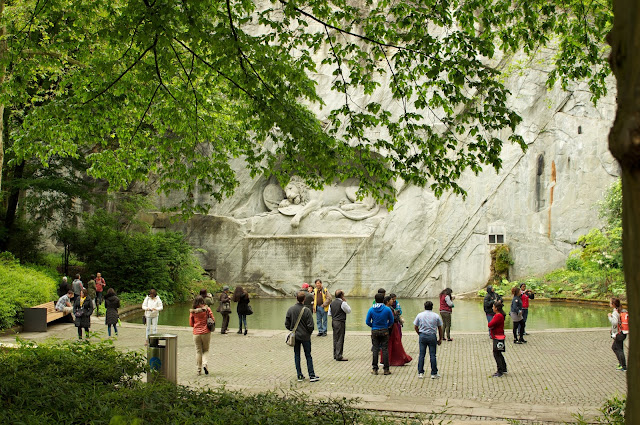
[[1, 318, 628, 424]]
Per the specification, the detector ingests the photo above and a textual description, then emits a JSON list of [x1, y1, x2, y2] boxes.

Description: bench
[[23, 301, 71, 332]]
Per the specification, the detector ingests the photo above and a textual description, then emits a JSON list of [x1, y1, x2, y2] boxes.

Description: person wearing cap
[[301, 283, 314, 311], [218, 286, 232, 334]]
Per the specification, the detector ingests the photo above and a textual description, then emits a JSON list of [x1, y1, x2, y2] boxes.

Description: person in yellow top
[[312, 279, 332, 336], [73, 288, 94, 339]]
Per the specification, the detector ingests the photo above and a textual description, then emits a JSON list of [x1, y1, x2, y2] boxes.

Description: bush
[[70, 211, 206, 297], [0, 253, 57, 329], [0, 339, 398, 425]]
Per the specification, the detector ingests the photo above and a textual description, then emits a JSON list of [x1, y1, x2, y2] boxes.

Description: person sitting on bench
[[55, 289, 75, 317]]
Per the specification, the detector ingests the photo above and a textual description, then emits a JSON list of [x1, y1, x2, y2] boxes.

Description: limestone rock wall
[[147, 49, 619, 297]]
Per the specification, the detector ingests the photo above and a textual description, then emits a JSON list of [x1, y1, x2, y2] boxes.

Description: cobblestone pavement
[[1, 320, 628, 424]]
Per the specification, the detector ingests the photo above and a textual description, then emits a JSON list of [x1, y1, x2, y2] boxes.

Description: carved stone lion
[[277, 176, 380, 227]]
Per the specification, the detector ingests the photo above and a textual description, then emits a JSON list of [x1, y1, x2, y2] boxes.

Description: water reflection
[[124, 297, 610, 331]]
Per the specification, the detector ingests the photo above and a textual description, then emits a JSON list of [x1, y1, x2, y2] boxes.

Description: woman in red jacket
[[189, 295, 214, 375], [488, 300, 507, 378]]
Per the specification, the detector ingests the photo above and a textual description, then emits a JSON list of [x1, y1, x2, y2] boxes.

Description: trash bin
[[147, 334, 178, 384]]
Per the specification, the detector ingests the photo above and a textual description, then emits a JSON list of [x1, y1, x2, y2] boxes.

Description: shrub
[[0, 253, 57, 329], [70, 211, 206, 296], [0, 339, 397, 425]]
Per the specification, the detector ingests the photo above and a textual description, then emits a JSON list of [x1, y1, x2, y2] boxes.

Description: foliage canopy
[[1, 0, 613, 214]]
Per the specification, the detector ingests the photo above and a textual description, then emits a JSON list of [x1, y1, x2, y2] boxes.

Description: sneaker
[[514, 340, 522, 344], [309, 375, 320, 382], [491, 372, 503, 378], [430, 374, 441, 379], [383, 370, 391, 375], [203, 366, 209, 375], [297, 375, 305, 382], [371, 369, 379, 375], [519, 339, 527, 343], [418, 373, 425, 379], [447, 338, 453, 341], [616, 365, 624, 370]]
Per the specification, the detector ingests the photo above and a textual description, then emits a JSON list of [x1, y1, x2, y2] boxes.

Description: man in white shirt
[[328, 290, 352, 361], [413, 300, 444, 379]]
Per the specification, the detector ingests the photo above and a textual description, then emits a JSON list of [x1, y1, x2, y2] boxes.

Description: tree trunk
[[608, 2, 640, 423], [0, 0, 7, 194]]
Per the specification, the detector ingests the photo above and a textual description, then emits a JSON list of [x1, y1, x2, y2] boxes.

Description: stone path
[[1, 319, 628, 424]]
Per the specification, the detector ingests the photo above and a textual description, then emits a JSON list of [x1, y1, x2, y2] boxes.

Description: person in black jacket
[[73, 288, 94, 339], [483, 286, 501, 337], [285, 291, 318, 382]]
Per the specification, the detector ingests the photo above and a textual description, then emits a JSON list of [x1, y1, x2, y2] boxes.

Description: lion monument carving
[[276, 176, 380, 227]]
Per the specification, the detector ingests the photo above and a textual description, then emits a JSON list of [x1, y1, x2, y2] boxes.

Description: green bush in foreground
[[0, 339, 406, 425]]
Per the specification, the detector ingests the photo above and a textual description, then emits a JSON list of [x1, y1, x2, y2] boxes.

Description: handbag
[[509, 310, 523, 322], [246, 304, 254, 316], [206, 308, 215, 332], [286, 308, 306, 347], [142, 315, 147, 325], [217, 300, 231, 313], [493, 337, 506, 352], [74, 310, 84, 318]]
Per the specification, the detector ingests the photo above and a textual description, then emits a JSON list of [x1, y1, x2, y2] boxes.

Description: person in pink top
[[519, 283, 535, 336], [95, 272, 106, 308], [189, 295, 214, 375], [488, 300, 507, 377]]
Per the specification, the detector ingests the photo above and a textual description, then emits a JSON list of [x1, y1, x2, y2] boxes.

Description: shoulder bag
[[246, 304, 254, 315], [509, 310, 523, 322], [206, 308, 215, 332], [286, 308, 306, 347], [493, 336, 506, 352]]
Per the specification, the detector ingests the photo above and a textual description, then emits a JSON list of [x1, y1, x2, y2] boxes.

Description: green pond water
[[124, 297, 610, 332]]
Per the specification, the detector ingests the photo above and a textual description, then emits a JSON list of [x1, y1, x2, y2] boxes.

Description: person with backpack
[[608, 297, 628, 372]]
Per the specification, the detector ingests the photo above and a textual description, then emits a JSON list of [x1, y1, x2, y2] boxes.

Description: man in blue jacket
[[366, 292, 395, 375]]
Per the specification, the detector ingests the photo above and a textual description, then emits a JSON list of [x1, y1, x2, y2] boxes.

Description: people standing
[[142, 289, 163, 345], [200, 288, 214, 308], [483, 285, 500, 323], [328, 290, 351, 361], [87, 275, 98, 316], [413, 300, 443, 379], [510, 286, 525, 344], [384, 296, 412, 366], [608, 297, 628, 372], [217, 286, 232, 334], [57, 276, 69, 298], [519, 283, 534, 335], [285, 291, 319, 382], [73, 288, 94, 339], [189, 295, 215, 375], [366, 292, 395, 375], [104, 288, 120, 337], [488, 300, 507, 377], [313, 279, 332, 337], [439, 288, 454, 341], [71, 274, 83, 298], [95, 272, 106, 311], [233, 286, 251, 335], [301, 283, 314, 311]]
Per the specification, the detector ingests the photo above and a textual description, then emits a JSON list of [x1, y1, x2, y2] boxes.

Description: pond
[[123, 297, 610, 332]]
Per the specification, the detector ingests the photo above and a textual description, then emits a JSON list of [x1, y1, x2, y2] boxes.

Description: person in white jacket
[[142, 289, 163, 344]]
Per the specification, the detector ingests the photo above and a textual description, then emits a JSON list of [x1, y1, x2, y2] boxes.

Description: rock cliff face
[[146, 48, 619, 297]]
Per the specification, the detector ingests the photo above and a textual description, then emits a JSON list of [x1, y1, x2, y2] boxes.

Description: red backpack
[[618, 310, 629, 333]]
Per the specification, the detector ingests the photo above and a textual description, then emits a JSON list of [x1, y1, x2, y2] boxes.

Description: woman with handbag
[[510, 286, 526, 344], [233, 286, 251, 335], [73, 288, 94, 339], [488, 300, 507, 377], [217, 286, 232, 334], [189, 295, 215, 375]]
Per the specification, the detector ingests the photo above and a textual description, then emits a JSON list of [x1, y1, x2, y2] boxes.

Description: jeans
[[146, 316, 158, 339], [294, 339, 316, 378], [418, 333, 438, 375], [521, 308, 529, 334], [238, 314, 247, 331], [316, 308, 328, 334], [332, 320, 346, 359], [371, 328, 389, 371], [193, 333, 211, 372], [612, 333, 627, 369], [107, 324, 118, 336]]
